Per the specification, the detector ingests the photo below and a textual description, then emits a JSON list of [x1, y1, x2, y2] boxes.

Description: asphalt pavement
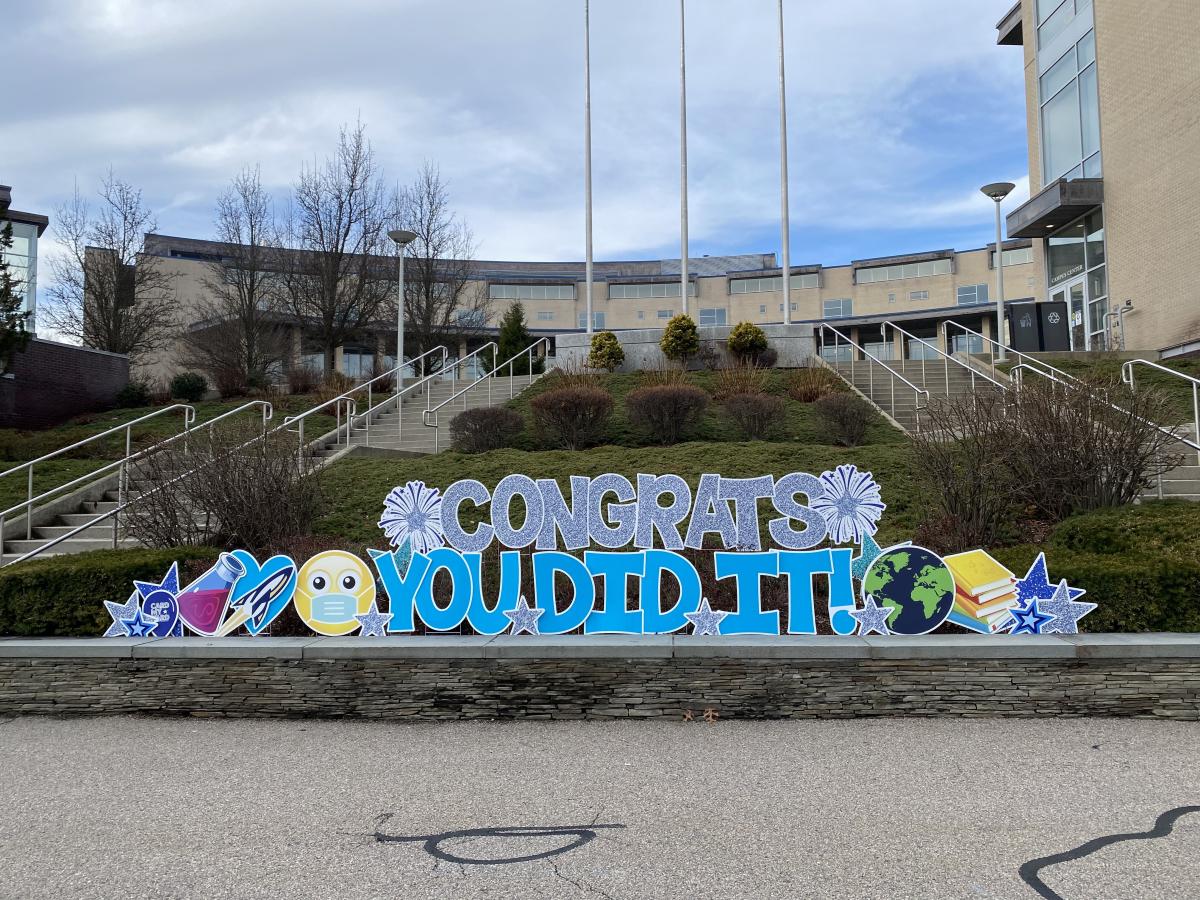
[[0, 714, 1198, 899]]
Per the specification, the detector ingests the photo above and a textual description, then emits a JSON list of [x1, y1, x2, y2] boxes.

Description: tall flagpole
[[679, 0, 690, 319], [778, 0, 791, 326], [584, 0, 594, 335]]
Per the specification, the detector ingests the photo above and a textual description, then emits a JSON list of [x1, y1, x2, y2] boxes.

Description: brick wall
[[0, 338, 130, 428], [2, 635, 1198, 720]]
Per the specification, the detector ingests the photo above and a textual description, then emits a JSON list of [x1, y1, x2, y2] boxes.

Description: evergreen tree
[[496, 302, 540, 376], [0, 222, 32, 374]]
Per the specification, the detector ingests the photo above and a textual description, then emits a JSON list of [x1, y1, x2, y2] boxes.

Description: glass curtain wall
[[1046, 210, 1107, 349]]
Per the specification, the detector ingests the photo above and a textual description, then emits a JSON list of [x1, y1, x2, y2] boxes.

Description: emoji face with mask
[[294, 551, 377, 636]]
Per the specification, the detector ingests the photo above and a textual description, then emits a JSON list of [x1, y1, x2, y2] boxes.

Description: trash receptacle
[[1009, 302, 1041, 353], [1039, 301, 1070, 351]]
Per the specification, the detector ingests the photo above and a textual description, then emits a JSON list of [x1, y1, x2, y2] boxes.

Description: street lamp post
[[388, 229, 418, 382], [584, 0, 594, 335], [679, 0, 689, 319], [980, 182, 1015, 361], [777, 0, 791, 327]]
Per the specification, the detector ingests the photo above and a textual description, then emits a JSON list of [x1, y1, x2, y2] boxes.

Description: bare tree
[[45, 172, 176, 361], [398, 162, 485, 372], [181, 168, 288, 394], [279, 122, 396, 374]]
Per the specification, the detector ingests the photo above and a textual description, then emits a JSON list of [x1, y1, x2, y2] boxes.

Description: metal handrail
[[0, 403, 196, 544], [940, 320, 1078, 386], [1122, 359, 1200, 466], [884, 320, 1008, 399], [345, 346, 450, 449], [422, 338, 549, 451], [818, 323, 930, 432], [0, 400, 273, 566]]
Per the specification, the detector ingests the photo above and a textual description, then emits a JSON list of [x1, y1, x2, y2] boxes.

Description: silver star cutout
[[103, 592, 142, 637], [684, 597, 728, 636], [1038, 579, 1096, 635], [355, 601, 393, 637], [503, 595, 544, 635], [852, 595, 893, 636]]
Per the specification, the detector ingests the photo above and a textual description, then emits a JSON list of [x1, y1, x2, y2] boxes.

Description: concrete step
[[3, 536, 142, 556]]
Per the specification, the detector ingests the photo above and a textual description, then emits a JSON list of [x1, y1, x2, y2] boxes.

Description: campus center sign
[[103, 465, 1096, 639]]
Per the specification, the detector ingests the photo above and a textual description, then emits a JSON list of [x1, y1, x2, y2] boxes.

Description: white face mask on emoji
[[311, 594, 357, 624]]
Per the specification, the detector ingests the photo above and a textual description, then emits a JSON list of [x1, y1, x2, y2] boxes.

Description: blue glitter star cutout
[[119, 609, 156, 637], [1039, 579, 1097, 635], [684, 597, 728, 636], [851, 595, 893, 636], [1015, 553, 1085, 605], [503, 596, 544, 635], [1008, 597, 1052, 635], [134, 562, 180, 603], [355, 601, 393, 637], [103, 592, 142, 638]]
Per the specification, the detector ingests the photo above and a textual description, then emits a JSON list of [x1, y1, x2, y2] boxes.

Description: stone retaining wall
[[2, 635, 1198, 720]]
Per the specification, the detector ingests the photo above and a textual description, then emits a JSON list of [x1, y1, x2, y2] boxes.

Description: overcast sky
[[6, 0, 1029, 266]]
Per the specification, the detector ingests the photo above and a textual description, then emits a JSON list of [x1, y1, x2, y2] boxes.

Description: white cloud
[[7, 0, 1029, 263]]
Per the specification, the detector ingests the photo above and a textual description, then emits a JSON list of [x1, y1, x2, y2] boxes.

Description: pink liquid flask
[[176, 553, 246, 635]]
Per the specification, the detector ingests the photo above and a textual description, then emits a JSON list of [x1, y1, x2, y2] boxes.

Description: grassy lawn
[[0, 459, 114, 516], [0, 393, 341, 464], [316, 442, 922, 549], [503, 370, 904, 450]]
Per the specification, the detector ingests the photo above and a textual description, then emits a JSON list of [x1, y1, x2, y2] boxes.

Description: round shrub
[[626, 384, 709, 445], [115, 380, 152, 408], [170, 371, 208, 402], [814, 392, 870, 447], [727, 321, 769, 362], [587, 331, 625, 372], [450, 406, 525, 453], [722, 392, 786, 440], [660, 314, 699, 364], [530, 385, 614, 450]]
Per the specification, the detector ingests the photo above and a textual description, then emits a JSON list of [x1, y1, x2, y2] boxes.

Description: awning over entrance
[[1006, 178, 1103, 239]]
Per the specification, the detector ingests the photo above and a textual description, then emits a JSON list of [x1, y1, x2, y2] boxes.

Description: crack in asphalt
[[551, 861, 618, 900], [1019, 805, 1200, 900]]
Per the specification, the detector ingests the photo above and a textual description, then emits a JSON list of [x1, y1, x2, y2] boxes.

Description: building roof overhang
[[2, 209, 50, 237], [996, 2, 1024, 46], [1006, 178, 1103, 239]]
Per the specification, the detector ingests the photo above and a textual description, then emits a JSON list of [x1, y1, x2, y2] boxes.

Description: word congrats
[[101, 466, 1096, 640]]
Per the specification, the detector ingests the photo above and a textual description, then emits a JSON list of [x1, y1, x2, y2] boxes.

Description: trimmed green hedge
[[0, 547, 219, 637], [993, 502, 1200, 633]]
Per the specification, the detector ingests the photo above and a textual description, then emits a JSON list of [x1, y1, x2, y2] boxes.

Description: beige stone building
[[137, 233, 1041, 382], [998, 0, 1200, 355]]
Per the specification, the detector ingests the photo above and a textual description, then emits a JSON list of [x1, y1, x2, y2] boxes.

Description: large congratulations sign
[[103, 466, 1096, 639]]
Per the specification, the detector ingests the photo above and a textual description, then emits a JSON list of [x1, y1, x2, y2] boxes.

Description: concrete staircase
[[831, 357, 1006, 432], [1, 491, 138, 559], [1147, 425, 1200, 501], [340, 373, 538, 456]]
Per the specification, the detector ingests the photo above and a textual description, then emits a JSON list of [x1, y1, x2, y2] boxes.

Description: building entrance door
[[1052, 276, 1088, 350]]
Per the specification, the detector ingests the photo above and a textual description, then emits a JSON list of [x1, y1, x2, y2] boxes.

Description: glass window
[[910, 290, 929, 301], [637, 310, 644, 319], [577, 312, 605, 329], [1083, 152, 1102, 177], [657, 309, 671, 319], [1038, 0, 1075, 49], [1077, 29, 1096, 67], [759, 304, 766, 313], [1047, 220, 1087, 285], [1088, 264, 1106, 303], [952, 334, 985, 355], [823, 298, 852, 319], [1079, 64, 1100, 159], [1043, 80, 1082, 181], [907, 339, 940, 361], [862, 341, 894, 361], [698, 308, 727, 326], [609, 282, 692, 299], [1084, 210, 1105, 268], [1040, 47, 1077, 100], [819, 345, 853, 363], [956, 284, 990, 306], [856, 258, 950, 284], [536, 310, 554, 321], [490, 283, 575, 301]]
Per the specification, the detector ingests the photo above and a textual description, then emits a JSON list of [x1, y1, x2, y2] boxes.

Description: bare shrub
[[1004, 373, 1184, 519], [316, 370, 356, 404], [370, 357, 396, 392], [713, 362, 768, 399], [626, 384, 709, 445], [550, 356, 603, 390], [530, 386, 614, 450], [124, 421, 323, 551], [756, 347, 779, 368], [788, 366, 840, 402], [640, 367, 692, 388], [814, 392, 870, 447], [723, 392, 786, 440], [450, 406, 525, 453], [287, 365, 321, 396], [909, 391, 1018, 551]]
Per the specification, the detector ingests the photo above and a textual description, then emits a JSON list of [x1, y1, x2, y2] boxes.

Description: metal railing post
[[25, 467, 32, 540]]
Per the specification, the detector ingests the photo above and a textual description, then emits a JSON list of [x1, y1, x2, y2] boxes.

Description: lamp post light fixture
[[388, 229, 418, 383], [981, 182, 1015, 361]]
